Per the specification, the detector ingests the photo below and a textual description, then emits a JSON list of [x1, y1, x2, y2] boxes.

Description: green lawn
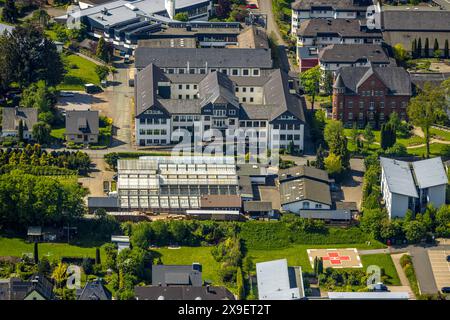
[[0, 237, 106, 262], [58, 54, 100, 91], [360, 254, 401, 286], [247, 243, 385, 273], [50, 127, 65, 140], [430, 127, 450, 142], [405, 143, 448, 157], [150, 246, 222, 285]]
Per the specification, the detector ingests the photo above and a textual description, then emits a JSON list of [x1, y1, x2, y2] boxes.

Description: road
[[258, 0, 286, 46], [389, 244, 450, 295]]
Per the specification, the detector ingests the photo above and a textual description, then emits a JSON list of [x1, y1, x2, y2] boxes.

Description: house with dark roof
[[134, 47, 273, 74], [278, 165, 333, 213], [65, 110, 99, 144], [381, 9, 450, 56], [134, 64, 306, 151], [134, 285, 235, 300], [318, 44, 393, 74], [332, 65, 411, 128], [77, 279, 112, 300], [291, 0, 372, 35], [296, 18, 383, 49], [152, 264, 203, 287], [1, 107, 38, 140], [0, 274, 54, 300]]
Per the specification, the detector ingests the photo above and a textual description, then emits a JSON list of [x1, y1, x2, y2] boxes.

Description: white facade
[[282, 200, 331, 213]]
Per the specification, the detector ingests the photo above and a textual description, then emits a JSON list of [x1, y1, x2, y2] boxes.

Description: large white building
[[134, 62, 306, 152], [291, 0, 373, 35], [380, 157, 448, 218]]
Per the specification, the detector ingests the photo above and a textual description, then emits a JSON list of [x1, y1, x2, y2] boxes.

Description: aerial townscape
[[0, 0, 450, 306]]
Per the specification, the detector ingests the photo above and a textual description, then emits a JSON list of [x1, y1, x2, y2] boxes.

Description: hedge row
[[0, 164, 77, 176]]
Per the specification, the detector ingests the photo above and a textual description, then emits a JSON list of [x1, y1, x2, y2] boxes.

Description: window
[[178, 95, 182, 99], [186, 84, 190, 90], [348, 112, 353, 120], [242, 97, 246, 102], [178, 84, 182, 90], [253, 69, 259, 76], [232, 69, 239, 75], [242, 87, 247, 93], [302, 202, 310, 209], [359, 101, 364, 109], [250, 97, 254, 102], [348, 101, 353, 109], [243, 69, 249, 76], [229, 110, 236, 116], [140, 118, 145, 124], [189, 68, 195, 74], [194, 85, 197, 90], [199, 68, 206, 74], [250, 87, 254, 92], [178, 69, 185, 74]]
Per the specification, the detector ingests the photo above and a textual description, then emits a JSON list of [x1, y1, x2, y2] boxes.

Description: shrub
[[400, 254, 413, 268]]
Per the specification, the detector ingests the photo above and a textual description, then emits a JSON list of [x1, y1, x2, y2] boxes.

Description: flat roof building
[[256, 259, 305, 300]]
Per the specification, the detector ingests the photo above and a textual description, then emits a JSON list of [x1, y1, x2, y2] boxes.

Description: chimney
[[165, 0, 176, 20]]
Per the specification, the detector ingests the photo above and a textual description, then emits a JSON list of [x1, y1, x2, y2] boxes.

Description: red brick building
[[332, 66, 411, 128]]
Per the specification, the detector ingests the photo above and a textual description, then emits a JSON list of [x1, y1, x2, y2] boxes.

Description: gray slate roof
[[135, 47, 273, 69], [65, 110, 99, 135], [152, 265, 202, 287], [380, 157, 418, 198], [135, 285, 235, 300], [298, 18, 382, 38], [319, 44, 391, 64], [412, 157, 448, 189], [1, 107, 38, 132], [280, 177, 332, 206], [335, 66, 412, 96], [135, 63, 168, 116], [243, 201, 273, 212], [199, 71, 239, 108], [279, 165, 330, 183], [77, 279, 112, 300], [292, 0, 367, 11], [381, 10, 450, 31]]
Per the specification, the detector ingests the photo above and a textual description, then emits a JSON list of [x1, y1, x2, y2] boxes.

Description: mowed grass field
[[0, 237, 106, 262], [150, 247, 222, 285], [360, 253, 401, 286], [58, 54, 100, 91]]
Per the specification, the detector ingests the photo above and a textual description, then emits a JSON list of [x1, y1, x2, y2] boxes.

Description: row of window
[[235, 87, 255, 93], [139, 129, 168, 136], [338, 101, 408, 109], [343, 112, 406, 120], [177, 84, 198, 90], [163, 68, 260, 76], [139, 118, 168, 125], [273, 123, 302, 130]]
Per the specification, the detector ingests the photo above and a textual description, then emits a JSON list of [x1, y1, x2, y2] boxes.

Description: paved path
[[258, 0, 286, 46], [359, 248, 390, 255], [390, 253, 415, 299]]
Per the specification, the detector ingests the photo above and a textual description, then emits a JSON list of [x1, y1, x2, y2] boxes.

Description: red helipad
[[307, 248, 362, 269]]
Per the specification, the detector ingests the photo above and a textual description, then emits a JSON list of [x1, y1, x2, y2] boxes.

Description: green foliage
[[1, 0, 19, 24], [0, 23, 65, 88], [0, 171, 86, 227], [300, 65, 321, 109], [95, 65, 110, 82], [96, 37, 111, 63], [174, 12, 189, 22], [324, 120, 349, 168], [32, 122, 51, 144]]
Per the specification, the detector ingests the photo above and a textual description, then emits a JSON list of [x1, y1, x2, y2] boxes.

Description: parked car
[[446, 255, 450, 262], [441, 287, 450, 293], [246, 4, 258, 9]]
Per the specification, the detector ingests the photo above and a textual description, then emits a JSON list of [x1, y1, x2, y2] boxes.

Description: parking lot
[[56, 91, 108, 112], [428, 250, 450, 293]]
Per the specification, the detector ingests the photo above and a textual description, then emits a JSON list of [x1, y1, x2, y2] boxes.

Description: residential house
[[152, 264, 203, 287], [65, 110, 99, 144], [1, 107, 38, 140], [77, 279, 112, 300], [0, 274, 54, 300], [134, 285, 235, 300], [134, 64, 305, 151], [318, 44, 392, 74], [332, 65, 411, 128], [380, 157, 448, 218], [256, 259, 305, 300], [296, 18, 383, 50], [278, 165, 333, 213], [291, 0, 372, 35]]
